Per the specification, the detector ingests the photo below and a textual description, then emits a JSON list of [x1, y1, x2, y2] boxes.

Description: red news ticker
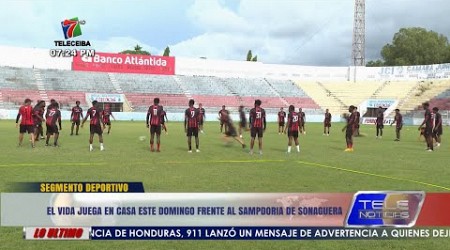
[[32, 227, 85, 239], [416, 193, 450, 226]]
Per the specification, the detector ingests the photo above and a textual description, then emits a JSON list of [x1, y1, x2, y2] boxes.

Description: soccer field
[[0, 120, 449, 249]]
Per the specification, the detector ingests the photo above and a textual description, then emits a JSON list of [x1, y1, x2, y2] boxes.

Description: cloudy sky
[[0, 0, 448, 66]]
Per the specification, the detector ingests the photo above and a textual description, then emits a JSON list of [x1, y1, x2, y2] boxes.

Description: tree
[[246, 50, 252, 61], [252, 55, 258, 62], [163, 46, 170, 56], [120, 44, 151, 55], [380, 27, 450, 66], [366, 60, 384, 67]]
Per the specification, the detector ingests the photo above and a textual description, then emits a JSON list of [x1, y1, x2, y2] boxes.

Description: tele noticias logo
[[61, 17, 85, 39]]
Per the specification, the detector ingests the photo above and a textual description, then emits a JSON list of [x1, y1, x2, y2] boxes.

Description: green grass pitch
[[0, 120, 449, 249]]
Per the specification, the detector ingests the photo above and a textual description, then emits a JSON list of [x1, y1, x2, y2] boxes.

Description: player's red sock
[[150, 143, 154, 151], [349, 143, 353, 149], [157, 143, 160, 151]]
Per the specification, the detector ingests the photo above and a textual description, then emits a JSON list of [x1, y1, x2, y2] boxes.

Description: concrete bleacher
[[0, 66, 37, 90], [40, 69, 116, 93], [398, 80, 450, 112], [126, 93, 189, 111], [295, 81, 344, 115], [319, 81, 383, 107], [223, 77, 275, 97], [115, 73, 183, 94], [177, 75, 233, 96], [265, 79, 308, 97]]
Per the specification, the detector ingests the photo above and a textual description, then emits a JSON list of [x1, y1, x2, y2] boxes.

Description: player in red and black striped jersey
[[249, 99, 266, 155], [102, 105, 116, 135], [146, 98, 164, 152], [390, 109, 403, 141], [160, 108, 168, 135], [198, 103, 206, 134], [375, 106, 384, 139], [238, 105, 248, 138], [419, 102, 434, 151], [323, 109, 332, 136], [32, 100, 45, 141], [70, 101, 83, 136], [221, 112, 246, 148], [298, 108, 306, 134], [432, 107, 442, 147], [45, 102, 62, 146], [16, 98, 35, 147], [354, 107, 361, 136], [284, 105, 300, 153], [185, 99, 200, 153], [81, 100, 104, 152], [277, 107, 286, 134], [218, 105, 229, 133], [342, 105, 357, 152]]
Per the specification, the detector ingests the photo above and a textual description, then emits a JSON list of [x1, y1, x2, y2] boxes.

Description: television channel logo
[[61, 17, 85, 39], [345, 191, 425, 227]]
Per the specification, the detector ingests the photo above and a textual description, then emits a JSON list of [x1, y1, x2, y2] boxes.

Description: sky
[[0, 0, 448, 66]]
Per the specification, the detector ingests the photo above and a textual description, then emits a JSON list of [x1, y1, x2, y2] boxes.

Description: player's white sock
[[100, 143, 104, 151], [89, 144, 93, 151], [296, 145, 300, 152], [287, 146, 291, 153]]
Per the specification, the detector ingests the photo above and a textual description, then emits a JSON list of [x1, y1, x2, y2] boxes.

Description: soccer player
[[160, 107, 168, 135], [432, 107, 442, 147], [323, 109, 332, 136], [81, 100, 104, 152], [284, 105, 300, 153], [238, 105, 248, 138], [16, 98, 35, 147], [45, 102, 62, 147], [185, 99, 200, 153], [222, 112, 246, 148], [418, 102, 434, 152], [218, 105, 229, 133], [299, 108, 306, 134], [390, 109, 403, 141], [277, 107, 286, 134], [102, 105, 115, 135], [375, 106, 384, 138], [354, 107, 361, 136], [249, 99, 266, 155], [146, 98, 163, 152], [342, 105, 357, 152], [70, 101, 83, 136], [45, 99, 57, 136], [32, 100, 45, 141], [198, 103, 206, 133]]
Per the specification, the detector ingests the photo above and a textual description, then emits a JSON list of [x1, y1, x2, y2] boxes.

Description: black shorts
[[346, 127, 354, 138], [150, 125, 161, 135], [287, 130, 299, 138], [199, 119, 204, 126], [90, 124, 103, 135], [433, 128, 442, 136], [324, 121, 331, 127], [376, 124, 384, 129], [279, 122, 285, 127], [103, 120, 111, 126], [225, 126, 238, 137], [396, 125, 403, 130], [300, 121, 305, 127], [72, 119, 80, 126], [424, 127, 433, 137], [220, 121, 225, 126], [187, 127, 199, 137], [355, 124, 360, 129], [250, 127, 264, 138], [46, 124, 59, 135], [240, 121, 247, 128], [19, 124, 34, 134]]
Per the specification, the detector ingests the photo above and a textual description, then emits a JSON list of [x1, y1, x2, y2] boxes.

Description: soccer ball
[[139, 136, 146, 141]]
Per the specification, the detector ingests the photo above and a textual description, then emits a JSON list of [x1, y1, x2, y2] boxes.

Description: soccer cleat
[[90, 146, 94, 152], [100, 146, 105, 151], [323, 133, 326, 136], [200, 130, 204, 134], [249, 150, 254, 155], [436, 143, 441, 147], [242, 144, 246, 149], [259, 150, 263, 155], [394, 139, 400, 141], [40, 136, 45, 139], [196, 149, 200, 153], [156, 149, 160, 152], [427, 149, 433, 152], [45, 143, 50, 146], [344, 148, 353, 152], [188, 150, 192, 153], [70, 133, 73, 136], [239, 135, 243, 138]]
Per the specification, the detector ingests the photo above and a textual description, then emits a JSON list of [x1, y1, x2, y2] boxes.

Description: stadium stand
[[318, 81, 384, 107], [294, 81, 344, 115], [397, 80, 450, 112], [40, 69, 116, 93]]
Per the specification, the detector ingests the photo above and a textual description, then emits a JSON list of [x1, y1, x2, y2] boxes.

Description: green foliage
[[120, 44, 151, 55], [381, 27, 450, 66], [365, 60, 384, 67], [251, 55, 258, 62], [246, 50, 252, 61], [163, 46, 170, 56]]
